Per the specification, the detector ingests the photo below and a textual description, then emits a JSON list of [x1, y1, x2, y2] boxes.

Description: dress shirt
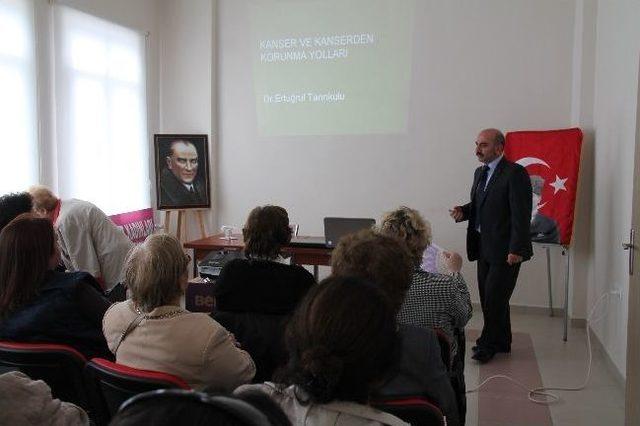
[[483, 154, 503, 190]]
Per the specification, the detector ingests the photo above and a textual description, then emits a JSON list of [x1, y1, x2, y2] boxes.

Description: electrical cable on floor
[[466, 291, 612, 404]]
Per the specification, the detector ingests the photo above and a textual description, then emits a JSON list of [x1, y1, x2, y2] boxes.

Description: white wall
[[215, 0, 577, 307], [157, 0, 214, 238], [568, 0, 597, 321], [589, 0, 640, 376]]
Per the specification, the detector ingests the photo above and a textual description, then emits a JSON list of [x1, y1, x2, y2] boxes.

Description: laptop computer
[[288, 217, 376, 248], [324, 217, 376, 248]]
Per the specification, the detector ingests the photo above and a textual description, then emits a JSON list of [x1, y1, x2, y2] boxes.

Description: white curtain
[[0, 0, 38, 194], [53, 5, 150, 215]]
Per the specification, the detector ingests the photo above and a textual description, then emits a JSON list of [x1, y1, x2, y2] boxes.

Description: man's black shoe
[[473, 344, 510, 353], [471, 348, 495, 364], [496, 344, 511, 353]]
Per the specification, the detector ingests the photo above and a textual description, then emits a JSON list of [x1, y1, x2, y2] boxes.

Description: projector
[[198, 250, 244, 280]]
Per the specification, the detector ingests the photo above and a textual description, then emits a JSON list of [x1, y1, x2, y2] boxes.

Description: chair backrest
[[372, 396, 445, 426], [433, 328, 452, 371], [0, 340, 89, 409], [84, 358, 191, 425]]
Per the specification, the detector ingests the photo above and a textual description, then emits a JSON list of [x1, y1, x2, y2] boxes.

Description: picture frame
[[154, 134, 211, 210]]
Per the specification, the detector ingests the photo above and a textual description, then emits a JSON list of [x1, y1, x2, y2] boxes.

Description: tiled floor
[[464, 310, 625, 425]]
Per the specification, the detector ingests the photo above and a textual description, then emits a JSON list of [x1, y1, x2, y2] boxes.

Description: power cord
[[466, 291, 613, 404]]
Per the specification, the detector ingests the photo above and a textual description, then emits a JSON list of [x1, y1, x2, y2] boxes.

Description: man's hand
[[443, 251, 463, 273], [506, 253, 523, 265], [449, 206, 464, 222]]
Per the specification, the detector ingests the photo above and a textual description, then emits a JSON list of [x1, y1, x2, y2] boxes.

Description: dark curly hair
[[275, 275, 399, 405], [242, 205, 292, 259], [0, 192, 33, 232], [331, 229, 414, 314]]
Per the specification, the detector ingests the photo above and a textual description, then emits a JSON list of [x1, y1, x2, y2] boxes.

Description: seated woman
[[380, 206, 471, 424], [331, 230, 459, 426], [238, 275, 408, 426], [102, 233, 255, 391], [379, 206, 472, 358], [213, 205, 315, 381], [0, 213, 111, 359]]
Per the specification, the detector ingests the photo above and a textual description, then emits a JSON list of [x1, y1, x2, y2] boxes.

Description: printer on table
[[198, 250, 244, 280]]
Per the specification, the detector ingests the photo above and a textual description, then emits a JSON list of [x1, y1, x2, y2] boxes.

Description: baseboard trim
[[588, 326, 625, 388], [472, 302, 589, 328], [571, 318, 587, 328], [472, 302, 564, 317]]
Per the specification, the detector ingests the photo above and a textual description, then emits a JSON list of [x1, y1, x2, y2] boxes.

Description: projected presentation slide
[[250, 0, 414, 136]]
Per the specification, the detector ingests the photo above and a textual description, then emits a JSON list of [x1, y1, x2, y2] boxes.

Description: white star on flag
[[550, 175, 568, 194]]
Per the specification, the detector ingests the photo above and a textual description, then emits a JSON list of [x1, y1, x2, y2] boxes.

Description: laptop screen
[[323, 217, 376, 248]]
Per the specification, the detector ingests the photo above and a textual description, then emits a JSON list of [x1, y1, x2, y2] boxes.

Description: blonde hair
[[125, 233, 188, 312], [379, 206, 432, 266], [28, 185, 59, 213]]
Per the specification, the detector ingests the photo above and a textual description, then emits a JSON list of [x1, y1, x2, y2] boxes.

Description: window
[[54, 6, 150, 215], [0, 0, 38, 194]]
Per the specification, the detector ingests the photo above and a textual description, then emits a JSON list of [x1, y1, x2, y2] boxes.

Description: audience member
[[331, 229, 460, 426], [213, 205, 315, 381], [110, 388, 291, 426], [102, 233, 255, 391], [28, 185, 132, 295], [379, 206, 472, 357], [380, 206, 472, 424], [238, 275, 408, 426], [0, 192, 33, 232], [0, 214, 111, 359], [0, 371, 89, 425]]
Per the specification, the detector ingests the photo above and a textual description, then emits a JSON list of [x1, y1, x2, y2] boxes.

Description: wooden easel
[[164, 210, 207, 242]]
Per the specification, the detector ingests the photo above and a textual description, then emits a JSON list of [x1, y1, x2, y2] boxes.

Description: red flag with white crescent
[[504, 128, 583, 246]]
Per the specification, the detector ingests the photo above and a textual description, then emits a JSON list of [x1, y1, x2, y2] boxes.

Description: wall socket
[[610, 289, 622, 299]]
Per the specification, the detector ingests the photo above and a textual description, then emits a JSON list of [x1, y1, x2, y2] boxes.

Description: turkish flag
[[504, 128, 583, 246]]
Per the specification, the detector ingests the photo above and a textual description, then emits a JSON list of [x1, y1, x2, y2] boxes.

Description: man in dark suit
[[159, 140, 207, 207], [450, 128, 532, 363]]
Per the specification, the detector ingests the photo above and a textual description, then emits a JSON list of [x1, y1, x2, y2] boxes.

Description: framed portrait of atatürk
[[154, 134, 211, 210]]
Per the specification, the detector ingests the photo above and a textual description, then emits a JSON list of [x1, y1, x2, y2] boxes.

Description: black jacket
[[212, 258, 315, 381], [0, 271, 112, 360], [159, 168, 207, 207], [461, 158, 533, 263]]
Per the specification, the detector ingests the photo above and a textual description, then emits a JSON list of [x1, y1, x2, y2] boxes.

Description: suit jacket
[[159, 168, 207, 207], [460, 158, 532, 263]]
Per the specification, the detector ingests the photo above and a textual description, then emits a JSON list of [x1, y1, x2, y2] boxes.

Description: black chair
[[372, 396, 446, 426], [433, 328, 452, 371], [0, 340, 89, 410], [84, 358, 191, 425]]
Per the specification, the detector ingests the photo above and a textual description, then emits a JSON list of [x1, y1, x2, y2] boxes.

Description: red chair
[[0, 341, 89, 410], [84, 358, 191, 425], [372, 396, 445, 426]]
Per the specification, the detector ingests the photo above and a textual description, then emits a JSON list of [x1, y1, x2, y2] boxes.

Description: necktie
[[189, 186, 195, 194], [477, 165, 490, 193], [475, 165, 490, 231]]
